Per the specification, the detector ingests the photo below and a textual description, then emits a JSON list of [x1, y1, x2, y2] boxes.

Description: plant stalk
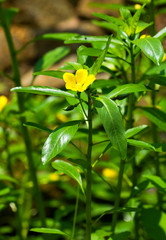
[[72, 187, 80, 239], [86, 89, 93, 240], [0, 3, 46, 227], [148, 0, 162, 210], [111, 159, 125, 235]]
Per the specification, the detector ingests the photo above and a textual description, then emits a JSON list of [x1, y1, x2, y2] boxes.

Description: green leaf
[[140, 107, 166, 131], [11, 86, 76, 99], [141, 208, 166, 240], [23, 122, 52, 133], [125, 125, 148, 138], [94, 96, 127, 159], [136, 21, 153, 34], [0, 175, 18, 184], [42, 121, 81, 164], [107, 84, 148, 98], [110, 231, 131, 240], [77, 45, 88, 65], [127, 139, 156, 151], [34, 47, 70, 73], [153, 27, 166, 40], [120, 7, 132, 21], [65, 35, 122, 45], [52, 160, 84, 193], [93, 13, 126, 30], [92, 20, 118, 32], [143, 175, 166, 193], [30, 228, 70, 237], [33, 70, 64, 79], [89, 35, 111, 76], [133, 37, 164, 65], [130, 3, 145, 34], [2, 8, 19, 26]]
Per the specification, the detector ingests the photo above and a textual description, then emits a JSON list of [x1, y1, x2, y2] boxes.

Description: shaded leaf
[[33, 70, 64, 79], [144, 175, 166, 193], [34, 47, 70, 73], [127, 139, 156, 151], [140, 107, 166, 131], [23, 122, 52, 133]]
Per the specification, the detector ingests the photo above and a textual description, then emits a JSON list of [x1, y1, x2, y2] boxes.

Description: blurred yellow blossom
[[134, 4, 141, 10], [102, 168, 118, 179], [63, 69, 96, 92], [162, 53, 166, 62], [49, 173, 60, 181], [57, 113, 68, 122], [140, 34, 151, 39], [0, 95, 8, 112]]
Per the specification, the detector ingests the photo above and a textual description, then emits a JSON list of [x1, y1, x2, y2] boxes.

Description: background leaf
[[30, 228, 70, 237], [34, 47, 70, 73]]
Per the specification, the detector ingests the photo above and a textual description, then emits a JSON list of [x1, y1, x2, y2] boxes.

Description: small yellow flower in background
[[63, 69, 96, 92], [57, 113, 68, 122], [0, 95, 8, 112], [102, 168, 118, 179], [49, 173, 60, 182], [134, 4, 141, 10], [140, 34, 151, 39], [162, 53, 166, 62]]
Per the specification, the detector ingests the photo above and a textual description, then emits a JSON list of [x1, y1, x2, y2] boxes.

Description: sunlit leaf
[[94, 96, 127, 159], [107, 84, 148, 98], [11, 86, 76, 99], [125, 125, 148, 138], [52, 160, 84, 193], [133, 37, 164, 65], [30, 228, 71, 237], [42, 121, 81, 164]]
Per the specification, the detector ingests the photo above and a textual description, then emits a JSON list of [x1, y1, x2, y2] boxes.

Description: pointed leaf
[[42, 121, 81, 164], [23, 122, 52, 133], [133, 37, 164, 65], [52, 160, 84, 193], [140, 107, 166, 131], [30, 228, 70, 237], [33, 70, 64, 79], [89, 35, 111, 76], [144, 175, 166, 193], [107, 84, 149, 98], [126, 125, 148, 138], [34, 47, 70, 73], [154, 27, 166, 40], [94, 96, 127, 159], [93, 13, 126, 29], [127, 139, 156, 151], [11, 86, 76, 99]]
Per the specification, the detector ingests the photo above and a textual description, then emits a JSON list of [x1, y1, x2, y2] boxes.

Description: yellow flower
[[134, 4, 141, 10], [140, 34, 151, 39], [49, 173, 60, 181], [162, 53, 166, 62], [63, 69, 96, 92], [102, 168, 118, 179], [0, 95, 8, 112]]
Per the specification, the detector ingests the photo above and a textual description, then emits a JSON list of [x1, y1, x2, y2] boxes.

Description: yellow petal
[[65, 82, 77, 91], [63, 72, 77, 91], [0, 95, 8, 112], [82, 74, 96, 91], [75, 69, 88, 85]]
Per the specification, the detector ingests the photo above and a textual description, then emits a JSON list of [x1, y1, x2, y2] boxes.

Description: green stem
[[0, 3, 46, 227], [111, 159, 125, 235], [3, 127, 23, 240], [72, 187, 80, 239], [149, 0, 162, 210], [86, 89, 93, 240]]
